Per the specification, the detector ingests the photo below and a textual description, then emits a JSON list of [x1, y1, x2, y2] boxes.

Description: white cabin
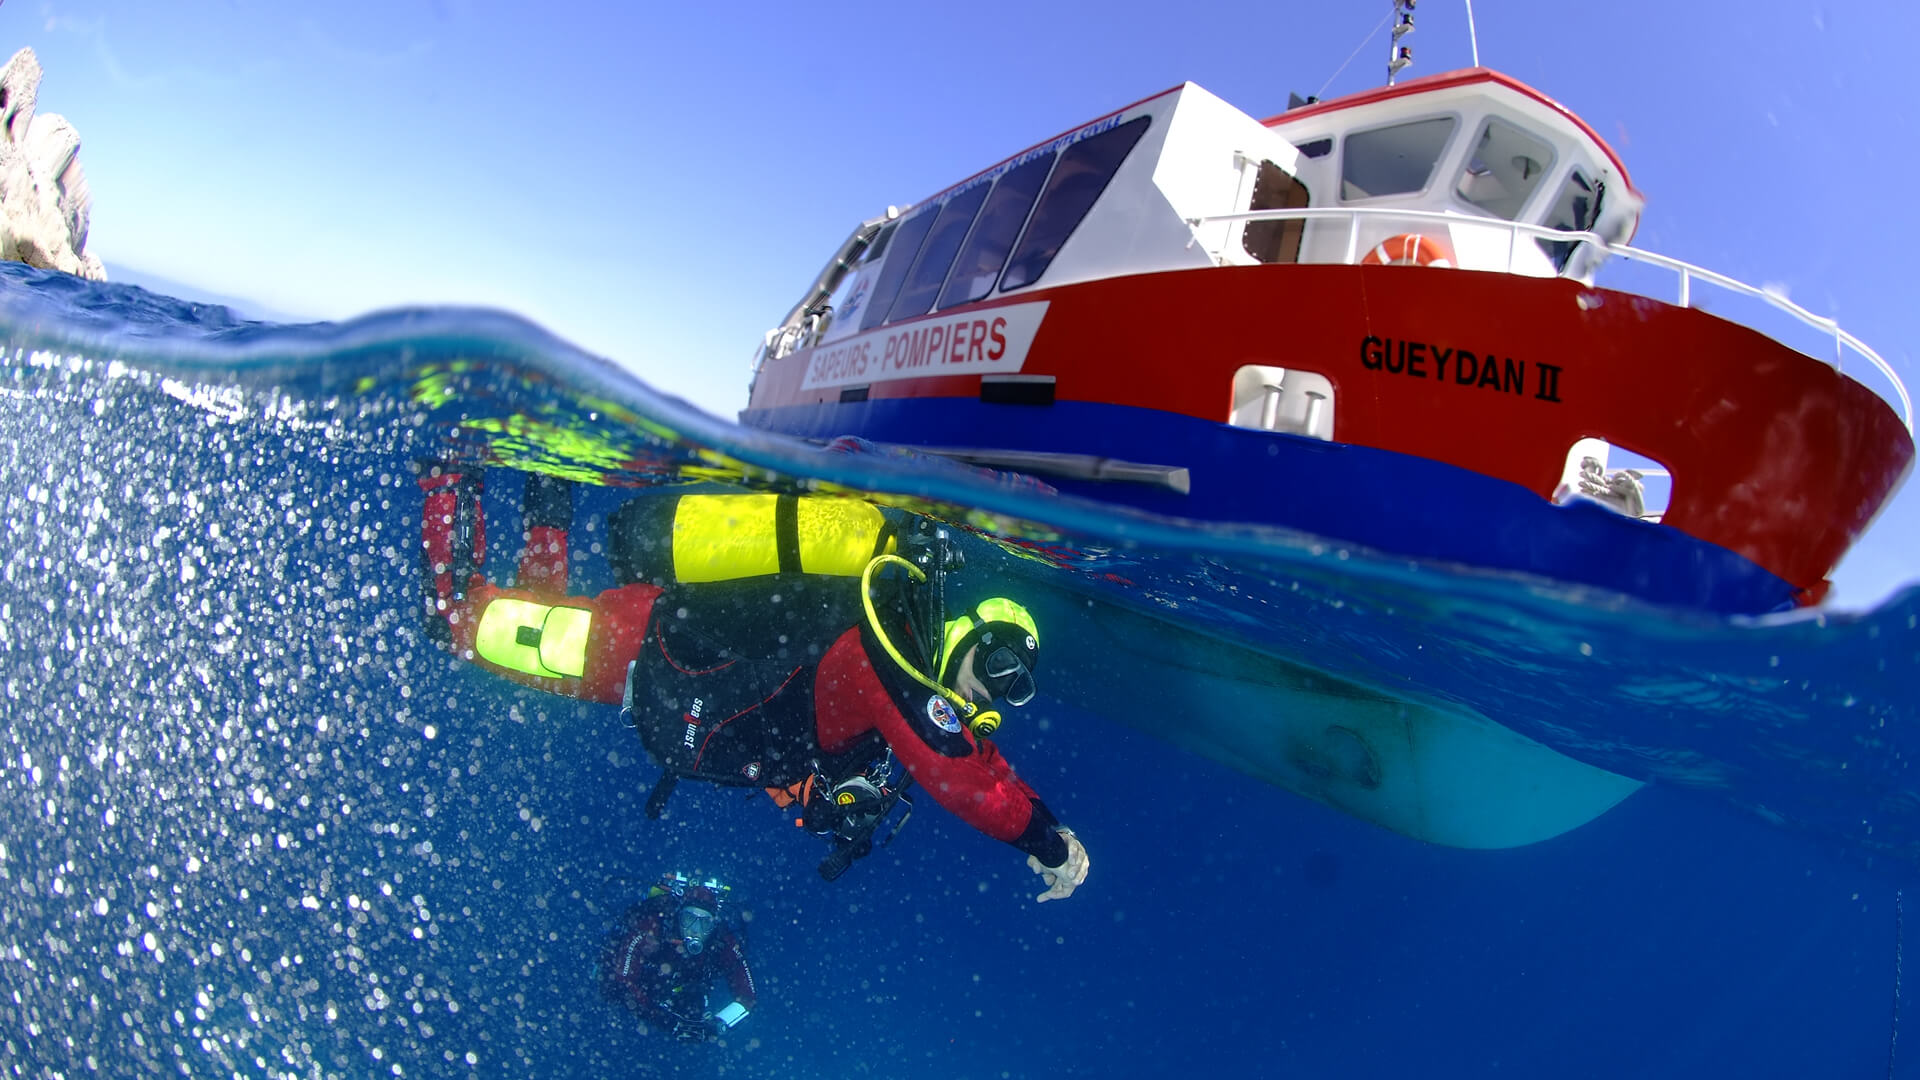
[[762, 69, 1643, 369]]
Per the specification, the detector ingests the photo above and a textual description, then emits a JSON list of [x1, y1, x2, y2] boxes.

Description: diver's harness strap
[[644, 773, 678, 821], [623, 659, 682, 820], [860, 527, 1002, 739]]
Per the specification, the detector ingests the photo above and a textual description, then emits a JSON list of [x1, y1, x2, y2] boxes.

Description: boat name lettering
[[882, 317, 1006, 371], [1359, 335, 1564, 404], [799, 303, 1050, 392]]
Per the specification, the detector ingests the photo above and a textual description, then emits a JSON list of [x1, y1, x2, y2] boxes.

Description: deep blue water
[[1, 261, 1918, 1078]]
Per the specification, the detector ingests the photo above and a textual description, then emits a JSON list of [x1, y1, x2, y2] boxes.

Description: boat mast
[[1385, 1, 1480, 85], [1386, 0, 1415, 84]]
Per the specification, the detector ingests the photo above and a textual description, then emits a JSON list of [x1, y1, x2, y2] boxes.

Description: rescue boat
[[741, 62, 1914, 616]]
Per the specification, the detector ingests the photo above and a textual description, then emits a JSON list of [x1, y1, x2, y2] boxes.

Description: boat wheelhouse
[[743, 67, 1913, 616]]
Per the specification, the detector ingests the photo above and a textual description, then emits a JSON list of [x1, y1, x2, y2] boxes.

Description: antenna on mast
[[1465, 0, 1480, 66], [1386, 0, 1416, 85]]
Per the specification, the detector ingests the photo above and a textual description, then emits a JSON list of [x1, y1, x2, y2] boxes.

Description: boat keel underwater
[[1024, 575, 1644, 848]]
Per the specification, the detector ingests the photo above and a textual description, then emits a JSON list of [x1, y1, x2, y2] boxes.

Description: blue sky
[[10, 0, 1918, 607]]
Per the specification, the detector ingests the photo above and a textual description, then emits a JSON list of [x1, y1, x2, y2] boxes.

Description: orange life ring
[[1362, 233, 1453, 268]]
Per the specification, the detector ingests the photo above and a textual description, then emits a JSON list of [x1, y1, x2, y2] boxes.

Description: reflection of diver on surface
[[416, 466, 1089, 899], [597, 872, 756, 1041]]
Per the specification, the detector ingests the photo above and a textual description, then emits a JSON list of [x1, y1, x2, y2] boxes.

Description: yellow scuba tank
[[609, 492, 897, 585]]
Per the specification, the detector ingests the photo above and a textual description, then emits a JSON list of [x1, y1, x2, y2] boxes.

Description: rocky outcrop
[[0, 47, 103, 281]]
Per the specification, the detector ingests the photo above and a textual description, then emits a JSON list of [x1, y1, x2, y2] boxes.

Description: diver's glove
[[1027, 826, 1089, 903]]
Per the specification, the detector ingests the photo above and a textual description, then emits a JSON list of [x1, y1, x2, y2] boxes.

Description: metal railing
[[1184, 205, 1914, 433]]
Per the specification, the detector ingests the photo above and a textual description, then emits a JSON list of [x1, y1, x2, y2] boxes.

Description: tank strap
[[644, 773, 678, 820], [774, 494, 802, 574]]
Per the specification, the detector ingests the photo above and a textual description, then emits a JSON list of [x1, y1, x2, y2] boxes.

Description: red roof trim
[[1261, 67, 1637, 196]]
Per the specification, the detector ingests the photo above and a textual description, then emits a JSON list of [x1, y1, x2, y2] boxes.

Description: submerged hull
[[750, 394, 1802, 613], [1019, 571, 1644, 849]]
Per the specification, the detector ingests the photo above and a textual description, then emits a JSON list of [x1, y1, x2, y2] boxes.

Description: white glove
[[1027, 826, 1089, 903]]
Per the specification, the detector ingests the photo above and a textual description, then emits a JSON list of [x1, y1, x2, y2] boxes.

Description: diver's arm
[[816, 629, 1075, 870], [604, 918, 674, 1027], [715, 929, 758, 1015]]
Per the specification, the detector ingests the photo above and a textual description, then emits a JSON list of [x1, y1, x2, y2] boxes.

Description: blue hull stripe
[[741, 396, 1799, 614]]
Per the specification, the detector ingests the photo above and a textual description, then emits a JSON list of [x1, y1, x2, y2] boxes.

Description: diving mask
[[677, 905, 716, 954], [980, 645, 1036, 707]]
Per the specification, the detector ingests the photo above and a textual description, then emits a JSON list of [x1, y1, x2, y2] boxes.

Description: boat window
[[859, 205, 938, 331], [1242, 161, 1310, 265], [1339, 116, 1457, 201], [862, 220, 898, 265], [1538, 167, 1597, 272], [887, 182, 993, 322], [1294, 137, 1333, 159], [1000, 116, 1152, 291], [937, 151, 1057, 309], [1453, 117, 1554, 219]]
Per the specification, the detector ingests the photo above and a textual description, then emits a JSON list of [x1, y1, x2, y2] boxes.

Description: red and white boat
[[742, 53, 1913, 616]]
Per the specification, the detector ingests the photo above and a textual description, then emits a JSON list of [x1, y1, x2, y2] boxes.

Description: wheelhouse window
[[886, 181, 993, 322], [937, 150, 1056, 309], [1242, 161, 1310, 265], [1339, 116, 1457, 201], [1453, 117, 1554, 220], [1000, 116, 1152, 291], [1539, 167, 1599, 272], [862, 219, 899, 267], [859, 205, 938, 331]]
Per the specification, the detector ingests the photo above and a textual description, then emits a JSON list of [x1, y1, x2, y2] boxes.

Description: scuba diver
[[416, 466, 1089, 900], [598, 872, 756, 1041]]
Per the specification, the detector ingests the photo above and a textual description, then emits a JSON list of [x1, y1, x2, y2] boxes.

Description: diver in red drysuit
[[416, 466, 1088, 898], [598, 876, 756, 1041]]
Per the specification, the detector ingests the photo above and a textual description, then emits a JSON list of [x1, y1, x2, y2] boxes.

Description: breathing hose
[[859, 554, 1001, 737]]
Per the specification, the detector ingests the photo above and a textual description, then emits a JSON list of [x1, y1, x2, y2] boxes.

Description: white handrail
[[1185, 206, 1914, 433]]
